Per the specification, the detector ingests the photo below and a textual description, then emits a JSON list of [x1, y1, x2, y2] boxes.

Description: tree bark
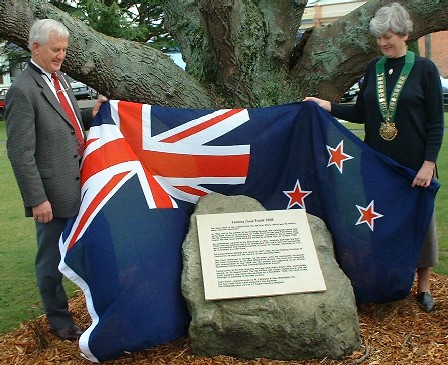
[[0, 0, 217, 108], [1, 0, 448, 107]]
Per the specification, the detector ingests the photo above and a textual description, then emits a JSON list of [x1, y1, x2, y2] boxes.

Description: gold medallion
[[375, 52, 415, 143], [379, 121, 398, 141]]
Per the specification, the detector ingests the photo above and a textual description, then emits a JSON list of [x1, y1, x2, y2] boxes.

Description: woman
[[305, 2, 444, 312]]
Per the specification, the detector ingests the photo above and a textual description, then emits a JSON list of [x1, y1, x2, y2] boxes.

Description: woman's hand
[[412, 160, 436, 188], [303, 97, 332, 112]]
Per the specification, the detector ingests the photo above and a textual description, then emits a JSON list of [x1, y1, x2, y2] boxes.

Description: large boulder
[[181, 193, 360, 361]]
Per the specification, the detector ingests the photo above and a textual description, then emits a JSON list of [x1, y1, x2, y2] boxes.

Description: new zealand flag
[[59, 100, 438, 362]]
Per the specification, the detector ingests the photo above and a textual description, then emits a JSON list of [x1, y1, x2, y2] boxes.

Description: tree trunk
[[1, 0, 448, 108]]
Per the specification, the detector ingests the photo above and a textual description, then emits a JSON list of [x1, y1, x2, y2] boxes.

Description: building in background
[[301, 0, 366, 29], [419, 32, 448, 77]]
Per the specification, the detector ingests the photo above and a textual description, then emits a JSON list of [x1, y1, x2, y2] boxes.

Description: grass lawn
[[0, 116, 447, 334], [0, 119, 75, 334], [0, 121, 43, 332]]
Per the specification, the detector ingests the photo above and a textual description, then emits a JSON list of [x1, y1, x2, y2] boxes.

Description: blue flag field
[[59, 100, 438, 362]]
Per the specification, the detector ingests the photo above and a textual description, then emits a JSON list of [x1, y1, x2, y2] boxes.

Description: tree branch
[[2, 0, 448, 107], [257, 0, 307, 66], [0, 0, 218, 108], [290, 0, 448, 101]]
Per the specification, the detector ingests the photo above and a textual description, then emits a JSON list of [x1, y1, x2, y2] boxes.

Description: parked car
[[440, 76, 448, 104], [65, 75, 97, 100], [341, 82, 360, 103], [0, 88, 8, 118]]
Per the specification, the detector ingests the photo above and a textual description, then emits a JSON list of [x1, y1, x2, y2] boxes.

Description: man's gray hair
[[369, 2, 413, 38], [28, 19, 70, 50]]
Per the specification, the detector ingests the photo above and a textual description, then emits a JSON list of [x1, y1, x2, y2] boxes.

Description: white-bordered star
[[283, 180, 312, 209], [326, 140, 354, 173], [355, 200, 383, 231]]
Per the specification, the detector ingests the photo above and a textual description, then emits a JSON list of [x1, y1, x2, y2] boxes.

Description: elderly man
[[5, 18, 106, 340]]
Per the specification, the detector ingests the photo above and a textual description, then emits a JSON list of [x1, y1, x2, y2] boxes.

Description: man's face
[[32, 31, 69, 73]]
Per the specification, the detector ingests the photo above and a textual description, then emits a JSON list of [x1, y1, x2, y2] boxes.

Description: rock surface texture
[[181, 193, 360, 361]]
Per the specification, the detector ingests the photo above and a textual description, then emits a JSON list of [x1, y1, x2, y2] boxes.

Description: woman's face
[[376, 31, 408, 58]]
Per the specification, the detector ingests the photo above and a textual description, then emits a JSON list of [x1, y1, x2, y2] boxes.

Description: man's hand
[[92, 96, 108, 118], [32, 200, 53, 223]]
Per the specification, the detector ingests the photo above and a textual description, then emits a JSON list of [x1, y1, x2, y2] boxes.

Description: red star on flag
[[283, 180, 312, 209], [327, 140, 354, 173], [355, 200, 383, 231]]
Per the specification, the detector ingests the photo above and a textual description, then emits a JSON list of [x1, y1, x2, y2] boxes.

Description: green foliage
[[1, 1, 177, 74], [74, 0, 145, 40], [49, 0, 176, 50], [0, 43, 29, 74]]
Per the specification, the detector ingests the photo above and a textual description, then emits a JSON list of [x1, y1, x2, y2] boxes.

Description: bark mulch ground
[[1, 273, 447, 365]]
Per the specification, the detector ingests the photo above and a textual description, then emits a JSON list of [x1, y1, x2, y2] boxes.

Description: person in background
[[5, 18, 106, 339], [305, 2, 444, 312]]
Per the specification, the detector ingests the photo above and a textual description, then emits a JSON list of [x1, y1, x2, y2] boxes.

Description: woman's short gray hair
[[369, 2, 413, 38], [28, 19, 70, 50]]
